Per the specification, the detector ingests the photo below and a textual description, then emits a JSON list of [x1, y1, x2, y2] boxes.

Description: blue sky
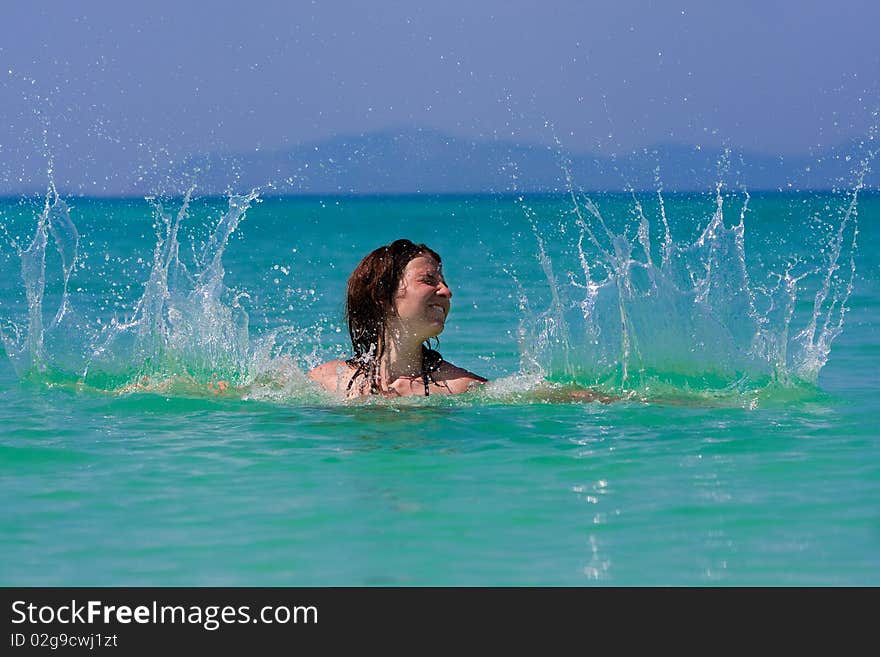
[[2, 1, 877, 192]]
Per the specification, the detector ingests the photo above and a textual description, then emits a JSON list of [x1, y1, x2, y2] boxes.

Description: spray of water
[[512, 141, 873, 399], [0, 182, 326, 400], [0, 131, 873, 404], [2, 177, 79, 376]]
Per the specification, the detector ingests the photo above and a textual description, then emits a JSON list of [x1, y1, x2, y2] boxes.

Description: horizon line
[[2, 187, 877, 201]]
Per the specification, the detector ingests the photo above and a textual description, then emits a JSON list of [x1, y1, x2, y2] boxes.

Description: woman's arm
[[437, 362, 488, 394]]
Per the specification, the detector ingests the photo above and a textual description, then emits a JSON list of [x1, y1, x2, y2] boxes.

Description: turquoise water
[[1, 188, 878, 585]]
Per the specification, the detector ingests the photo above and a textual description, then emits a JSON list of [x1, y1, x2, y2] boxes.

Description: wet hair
[[345, 238, 444, 395]]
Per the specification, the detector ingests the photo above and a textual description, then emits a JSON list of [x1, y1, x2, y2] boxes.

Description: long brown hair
[[345, 239, 443, 394]]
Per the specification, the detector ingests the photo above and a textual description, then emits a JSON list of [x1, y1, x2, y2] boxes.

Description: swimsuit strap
[[421, 358, 430, 397], [345, 362, 363, 393], [346, 360, 378, 395], [421, 345, 444, 397]]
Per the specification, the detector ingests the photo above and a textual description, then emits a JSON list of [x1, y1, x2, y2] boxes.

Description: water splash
[[2, 179, 79, 376], [789, 157, 865, 381], [0, 183, 322, 397], [516, 147, 872, 399], [84, 189, 250, 384], [0, 140, 872, 406]]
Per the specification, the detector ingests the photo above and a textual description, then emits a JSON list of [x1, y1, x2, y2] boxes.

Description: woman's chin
[[423, 322, 445, 340]]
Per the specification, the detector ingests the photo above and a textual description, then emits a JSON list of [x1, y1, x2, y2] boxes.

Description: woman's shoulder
[[308, 360, 354, 391], [436, 360, 488, 394]]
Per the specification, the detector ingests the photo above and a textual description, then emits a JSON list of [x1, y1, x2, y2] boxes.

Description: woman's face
[[391, 255, 452, 341]]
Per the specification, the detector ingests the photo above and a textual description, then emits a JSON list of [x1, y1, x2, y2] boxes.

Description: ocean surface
[[1, 186, 877, 586]]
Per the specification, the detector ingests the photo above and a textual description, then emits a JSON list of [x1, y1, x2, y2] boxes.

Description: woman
[[309, 239, 487, 398]]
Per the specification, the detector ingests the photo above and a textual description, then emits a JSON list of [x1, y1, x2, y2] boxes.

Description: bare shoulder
[[308, 360, 354, 392], [436, 361, 488, 394]]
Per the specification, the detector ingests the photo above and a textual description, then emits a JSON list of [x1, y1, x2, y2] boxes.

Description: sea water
[[1, 183, 878, 585]]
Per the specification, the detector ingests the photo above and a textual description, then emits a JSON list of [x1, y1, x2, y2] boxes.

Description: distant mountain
[[152, 127, 878, 195]]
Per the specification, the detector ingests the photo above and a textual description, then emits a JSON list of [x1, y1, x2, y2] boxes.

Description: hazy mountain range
[[161, 127, 875, 196], [5, 127, 875, 197]]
